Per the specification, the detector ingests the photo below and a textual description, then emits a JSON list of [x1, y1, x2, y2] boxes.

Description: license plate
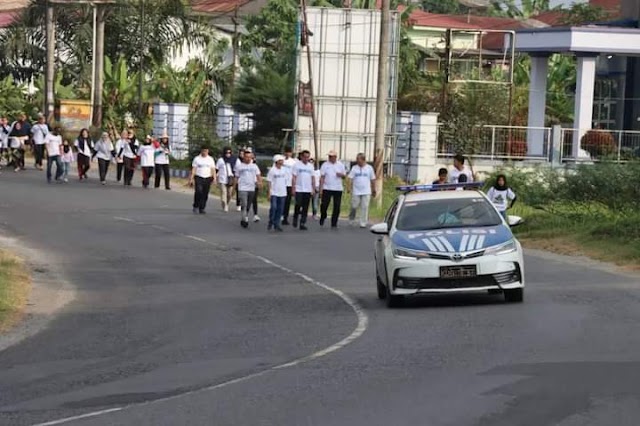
[[440, 265, 477, 279]]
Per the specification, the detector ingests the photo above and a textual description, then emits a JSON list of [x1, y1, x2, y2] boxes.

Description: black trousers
[[293, 192, 312, 225], [320, 190, 343, 227], [77, 154, 90, 178], [33, 144, 45, 167], [252, 185, 259, 215], [116, 162, 124, 182], [193, 176, 213, 211], [123, 157, 136, 185], [154, 164, 170, 189], [98, 158, 110, 182], [283, 186, 293, 221], [141, 166, 154, 188]]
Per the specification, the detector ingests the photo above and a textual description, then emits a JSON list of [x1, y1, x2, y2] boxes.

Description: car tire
[[386, 293, 404, 308], [504, 288, 524, 303], [376, 273, 387, 300]]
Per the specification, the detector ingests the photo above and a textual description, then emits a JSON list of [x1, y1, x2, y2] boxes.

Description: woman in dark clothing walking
[[74, 128, 94, 180]]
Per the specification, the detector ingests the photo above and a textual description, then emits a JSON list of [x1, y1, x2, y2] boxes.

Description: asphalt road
[[1, 168, 640, 426]]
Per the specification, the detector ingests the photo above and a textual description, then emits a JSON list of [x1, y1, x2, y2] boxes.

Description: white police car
[[371, 183, 525, 307]]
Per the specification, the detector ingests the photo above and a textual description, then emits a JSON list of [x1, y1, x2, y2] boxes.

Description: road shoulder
[[0, 234, 75, 352]]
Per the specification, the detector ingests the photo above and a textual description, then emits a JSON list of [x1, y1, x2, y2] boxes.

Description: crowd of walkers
[[0, 116, 172, 189], [190, 145, 377, 231]]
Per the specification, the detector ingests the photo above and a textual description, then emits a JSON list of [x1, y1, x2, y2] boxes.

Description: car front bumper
[[389, 255, 524, 296]]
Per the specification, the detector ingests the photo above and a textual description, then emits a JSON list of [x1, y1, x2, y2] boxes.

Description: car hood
[[392, 225, 513, 253]]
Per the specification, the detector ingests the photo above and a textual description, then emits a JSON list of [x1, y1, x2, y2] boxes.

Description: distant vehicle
[[371, 183, 525, 308]]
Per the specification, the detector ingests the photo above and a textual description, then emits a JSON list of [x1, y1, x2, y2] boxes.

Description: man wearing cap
[[347, 153, 376, 228], [189, 146, 216, 214], [319, 150, 346, 228], [267, 154, 287, 231]]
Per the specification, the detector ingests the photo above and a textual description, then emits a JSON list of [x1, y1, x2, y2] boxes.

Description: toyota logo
[[451, 253, 463, 261]]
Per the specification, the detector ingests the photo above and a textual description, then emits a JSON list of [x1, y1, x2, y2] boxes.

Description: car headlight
[[393, 246, 430, 260], [484, 239, 517, 256]]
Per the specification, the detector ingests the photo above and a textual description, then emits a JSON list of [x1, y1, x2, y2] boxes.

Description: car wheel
[[376, 273, 387, 300], [504, 288, 524, 303], [386, 292, 404, 308]]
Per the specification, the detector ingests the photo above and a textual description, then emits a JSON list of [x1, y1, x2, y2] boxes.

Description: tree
[[421, 0, 466, 14], [559, 3, 608, 25], [233, 66, 294, 154], [491, 0, 551, 19]]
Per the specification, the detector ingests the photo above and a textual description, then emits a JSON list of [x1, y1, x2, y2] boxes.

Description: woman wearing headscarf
[[121, 130, 139, 186], [154, 133, 171, 190], [74, 128, 94, 180], [114, 130, 128, 183], [93, 132, 116, 185]]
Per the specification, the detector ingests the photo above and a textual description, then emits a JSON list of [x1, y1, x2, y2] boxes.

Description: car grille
[[395, 264, 521, 290], [427, 250, 485, 261]]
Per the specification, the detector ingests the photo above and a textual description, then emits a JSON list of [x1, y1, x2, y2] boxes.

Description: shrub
[[580, 130, 616, 158]]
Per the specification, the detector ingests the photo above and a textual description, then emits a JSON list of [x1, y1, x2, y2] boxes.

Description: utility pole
[[373, 0, 390, 206], [300, 0, 320, 169], [45, 0, 55, 123], [138, 0, 145, 117], [92, 4, 106, 127], [230, 3, 240, 97]]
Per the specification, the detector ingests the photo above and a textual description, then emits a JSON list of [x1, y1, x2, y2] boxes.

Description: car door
[[376, 199, 398, 285]]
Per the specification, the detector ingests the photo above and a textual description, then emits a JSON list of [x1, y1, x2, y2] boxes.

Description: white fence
[[434, 124, 640, 163]]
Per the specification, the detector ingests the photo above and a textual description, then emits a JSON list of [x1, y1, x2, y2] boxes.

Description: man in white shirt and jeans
[[267, 154, 287, 232], [44, 127, 63, 183], [348, 153, 376, 228], [292, 150, 316, 231], [189, 146, 216, 214], [235, 148, 263, 228], [319, 150, 346, 228]]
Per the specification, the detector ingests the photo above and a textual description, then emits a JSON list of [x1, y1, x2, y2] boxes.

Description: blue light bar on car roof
[[396, 182, 484, 193]]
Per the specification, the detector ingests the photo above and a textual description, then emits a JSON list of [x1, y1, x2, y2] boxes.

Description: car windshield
[[395, 197, 502, 231]]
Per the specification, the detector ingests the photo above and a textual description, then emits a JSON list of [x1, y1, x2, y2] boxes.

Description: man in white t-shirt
[[448, 154, 474, 184], [189, 146, 216, 214], [235, 149, 263, 228], [267, 154, 288, 231], [319, 150, 347, 228], [348, 153, 376, 228], [44, 127, 63, 183], [291, 150, 316, 231], [31, 114, 49, 170], [281, 146, 297, 225], [216, 147, 235, 211]]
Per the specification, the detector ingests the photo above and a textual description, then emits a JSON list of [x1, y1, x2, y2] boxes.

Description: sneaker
[[199, 209, 206, 214], [193, 207, 198, 214], [166, 187, 171, 190], [223, 205, 229, 212], [299, 224, 308, 231], [63, 178, 68, 183], [241, 219, 249, 228], [101, 181, 106, 185], [319, 218, 325, 226], [253, 215, 260, 222], [275, 227, 284, 232], [359, 223, 368, 228], [292, 218, 298, 228], [236, 206, 242, 212]]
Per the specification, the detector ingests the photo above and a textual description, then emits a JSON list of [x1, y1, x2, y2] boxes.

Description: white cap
[[273, 154, 285, 163]]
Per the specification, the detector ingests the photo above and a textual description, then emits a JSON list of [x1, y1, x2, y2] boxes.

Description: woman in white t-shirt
[[486, 174, 517, 219], [235, 150, 263, 228], [189, 146, 217, 214]]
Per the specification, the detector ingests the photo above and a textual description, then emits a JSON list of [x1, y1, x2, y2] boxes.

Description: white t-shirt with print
[[192, 155, 215, 178], [349, 164, 375, 196], [267, 165, 288, 197], [235, 162, 261, 191], [487, 187, 516, 212], [216, 158, 234, 185], [293, 161, 315, 193], [138, 144, 155, 167], [44, 134, 62, 157], [283, 157, 297, 187], [449, 166, 473, 184], [32, 123, 49, 145], [320, 161, 346, 191], [154, 144, 170, 165]]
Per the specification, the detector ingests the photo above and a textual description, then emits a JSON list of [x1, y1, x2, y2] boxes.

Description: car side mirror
[[370, 223, 389, 235], [507, 215, 524, 227]]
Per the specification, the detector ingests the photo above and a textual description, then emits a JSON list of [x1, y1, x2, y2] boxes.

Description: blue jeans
[[269, 196, 286, 229], [46, 155, 63, 182]]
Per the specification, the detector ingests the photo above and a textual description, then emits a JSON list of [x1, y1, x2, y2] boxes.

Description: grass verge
[[512, 204, 640, 269], [0, 250, 31, 332]]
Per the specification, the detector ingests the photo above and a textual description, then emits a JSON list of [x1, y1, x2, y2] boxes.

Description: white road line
[[32, 218, 370, 426], [112, 216, 135, 223]]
